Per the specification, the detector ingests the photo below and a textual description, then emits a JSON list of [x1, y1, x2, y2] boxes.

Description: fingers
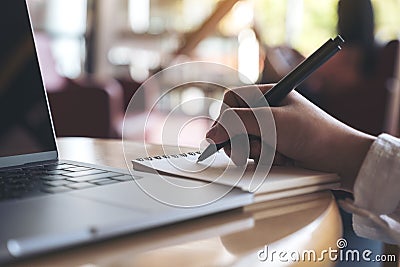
[[218, 84, 302, 114], [206, 108, 267, 166], [211, 84, 276, 128], [207, 108, 257, 143], [211, 86, 265, 128], [206, 103, 276, 166], [206, 85, 309, 167], [224, 138, 291, 166], [218, 84, 275, 114], [207, 107, 275, 144], [213, 85, 298, 128], [223, 138, 262, 165], [226, 135, 250, 166], [209, 90, 304, 146]]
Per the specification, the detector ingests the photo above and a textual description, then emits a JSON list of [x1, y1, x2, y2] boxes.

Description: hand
[[206, 84, 376, 192]]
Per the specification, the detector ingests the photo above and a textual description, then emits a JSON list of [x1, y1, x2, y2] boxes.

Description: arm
[[208, 84, 400, 244]]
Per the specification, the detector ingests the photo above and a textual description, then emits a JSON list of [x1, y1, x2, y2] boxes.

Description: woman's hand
[[206, 84, 376, 192]]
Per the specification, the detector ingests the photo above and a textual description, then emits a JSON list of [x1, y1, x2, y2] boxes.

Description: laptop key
[[90, 178, 119, 185], [42, 164, 77, 170], [44, 180, 73, 187], [41, 186, 72, 194], [45, 170, 71, 175], [112, 175, 141, 181], [67, 172, 122, 183], [63, 169, 106, 178], [62, 166, 92, 172], [40, 174, 70, 181]]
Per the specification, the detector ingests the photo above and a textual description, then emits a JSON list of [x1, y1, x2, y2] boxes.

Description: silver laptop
[[0, 1, 252, 264]]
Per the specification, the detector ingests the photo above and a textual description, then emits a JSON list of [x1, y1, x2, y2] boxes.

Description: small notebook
[[132, 150, 340, 201]]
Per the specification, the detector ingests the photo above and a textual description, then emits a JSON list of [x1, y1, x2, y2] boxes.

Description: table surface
[[13, 137, 342, 267]]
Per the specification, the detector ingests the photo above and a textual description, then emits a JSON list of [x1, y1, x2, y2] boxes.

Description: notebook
[[0, 1, 253, 264], [132, 150, 341, 203]]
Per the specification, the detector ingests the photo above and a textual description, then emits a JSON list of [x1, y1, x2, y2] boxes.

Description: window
[[28, 0, 87, 78], [29, 0, 400, 81], [255, 0, 400, 55]]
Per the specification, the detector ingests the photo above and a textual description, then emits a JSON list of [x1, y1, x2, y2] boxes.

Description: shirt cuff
[[353, 133, 400, 244]]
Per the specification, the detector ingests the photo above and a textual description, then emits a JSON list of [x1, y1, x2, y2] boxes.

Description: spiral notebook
[[132, 151, 340, 202]]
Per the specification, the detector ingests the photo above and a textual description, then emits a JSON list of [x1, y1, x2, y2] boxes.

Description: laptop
[[0, 1, 252, 264]]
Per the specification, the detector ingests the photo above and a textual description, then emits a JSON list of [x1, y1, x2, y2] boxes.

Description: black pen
[[197, 35, 345, 163]]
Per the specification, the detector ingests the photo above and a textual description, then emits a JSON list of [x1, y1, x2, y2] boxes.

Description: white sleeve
[[352, 133, 400, 244]]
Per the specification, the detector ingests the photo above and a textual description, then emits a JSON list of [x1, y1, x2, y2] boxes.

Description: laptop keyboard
[[0, 162, 139, 201]]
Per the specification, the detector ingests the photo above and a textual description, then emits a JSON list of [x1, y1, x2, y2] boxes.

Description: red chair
[[316, 40, 399, 136], [47, 77, 125, 138]]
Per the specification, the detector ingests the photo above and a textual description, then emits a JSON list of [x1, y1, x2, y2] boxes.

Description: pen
[[197, 35, 345, 163]]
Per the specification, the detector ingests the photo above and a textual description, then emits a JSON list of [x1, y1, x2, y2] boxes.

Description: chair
[[316, 40, 399, 136], [47, 77, 125, 138]]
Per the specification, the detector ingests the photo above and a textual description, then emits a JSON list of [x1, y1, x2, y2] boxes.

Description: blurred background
[[26, 2, 400, 264], [26, 0, 400, 147]]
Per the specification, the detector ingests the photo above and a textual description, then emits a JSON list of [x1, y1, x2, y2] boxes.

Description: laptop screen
[[0, 1, 57, 160]]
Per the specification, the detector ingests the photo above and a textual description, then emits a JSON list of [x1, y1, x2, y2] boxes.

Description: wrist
[[336, 128, 376, 192]]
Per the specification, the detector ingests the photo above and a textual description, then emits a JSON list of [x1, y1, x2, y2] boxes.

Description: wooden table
[[13, 137, 342, 267]]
